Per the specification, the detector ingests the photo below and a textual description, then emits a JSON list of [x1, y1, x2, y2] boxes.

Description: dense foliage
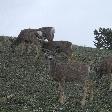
[[0, 36, 112, 112], [94, 27, 112, 49]]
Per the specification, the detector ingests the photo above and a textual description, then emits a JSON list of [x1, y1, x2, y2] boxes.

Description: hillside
[[0, 36, 112, 112]]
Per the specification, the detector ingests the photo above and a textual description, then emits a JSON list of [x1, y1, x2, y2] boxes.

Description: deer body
[[49, 60, 89, 82], [43, 41, 73, 58], [15, 27, 55, 45]]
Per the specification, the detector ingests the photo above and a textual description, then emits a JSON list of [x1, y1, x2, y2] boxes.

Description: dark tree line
[[94, 27, 112, 50]]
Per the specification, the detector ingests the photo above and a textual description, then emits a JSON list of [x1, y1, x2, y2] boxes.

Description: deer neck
[[48, 59, 56, 75]]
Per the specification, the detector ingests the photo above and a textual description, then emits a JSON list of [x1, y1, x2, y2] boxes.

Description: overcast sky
[[0, 0, 112, 47]]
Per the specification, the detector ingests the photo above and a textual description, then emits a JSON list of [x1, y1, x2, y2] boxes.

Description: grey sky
[[0, 0, 112, 47]]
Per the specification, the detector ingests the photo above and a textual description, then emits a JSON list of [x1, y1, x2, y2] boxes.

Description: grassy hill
[[0, 36, 112, 112]]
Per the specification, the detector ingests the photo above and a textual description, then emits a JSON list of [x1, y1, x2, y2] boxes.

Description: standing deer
[[96, 56, 112, 91], [44, 51, 93, 106], [42, 41, 73, 58], [11, 27, 55, 53], [12, 27, 55, 47]]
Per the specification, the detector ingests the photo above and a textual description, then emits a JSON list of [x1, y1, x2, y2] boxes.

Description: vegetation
[[0, 36, 112, 112], [94, 27, 112, 49]]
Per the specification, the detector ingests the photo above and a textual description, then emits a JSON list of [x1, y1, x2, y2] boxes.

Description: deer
[[44, 50, 93, 106], [95, 56, 112, 91], [11, 27, 55, 53], [42, 41, 73, 59]]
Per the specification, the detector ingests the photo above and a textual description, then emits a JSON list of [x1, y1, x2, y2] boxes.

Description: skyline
[[0, 0, 112, 47]]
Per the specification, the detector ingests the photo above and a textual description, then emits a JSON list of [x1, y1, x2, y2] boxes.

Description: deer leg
[[58, 81, 65, 104], [109, 73, 112, 91], [21, 42, 25, 55], [89, 80, 94, 101], [81, 88, 87, 106], [35, 46, 40, 58], [81, 80, 88, 106], [27, 44, 31, 54]]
